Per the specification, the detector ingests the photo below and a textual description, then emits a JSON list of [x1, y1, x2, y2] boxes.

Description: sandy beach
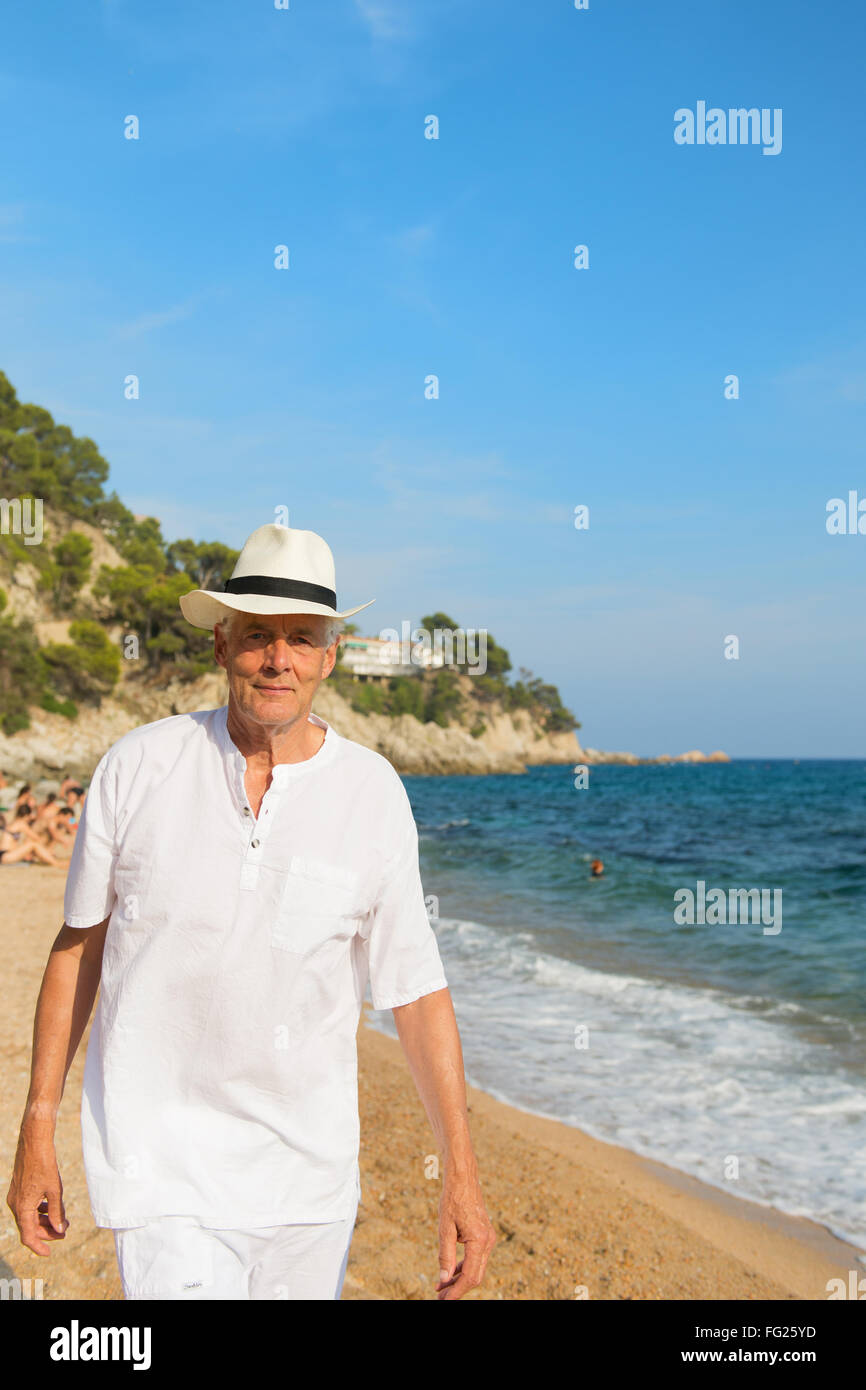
[[1, 861, 861, 1301]]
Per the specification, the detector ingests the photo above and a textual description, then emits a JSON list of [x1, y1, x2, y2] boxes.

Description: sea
[[364, 759, 866, 1253]]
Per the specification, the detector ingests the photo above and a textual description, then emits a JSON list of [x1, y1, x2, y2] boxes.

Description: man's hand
[[435, 1166, 496, 1300], [6, 1124, 69, 1257]]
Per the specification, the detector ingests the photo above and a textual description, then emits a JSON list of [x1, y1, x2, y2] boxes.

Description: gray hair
[[216, 609, 342, 648]]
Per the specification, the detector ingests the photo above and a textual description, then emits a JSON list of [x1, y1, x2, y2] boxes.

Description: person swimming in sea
[[590, 858, 604, 878]]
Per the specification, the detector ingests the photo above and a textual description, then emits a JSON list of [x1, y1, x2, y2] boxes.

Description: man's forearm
[[23, 922, 108, 1130], [391, 987, 476, 1173]]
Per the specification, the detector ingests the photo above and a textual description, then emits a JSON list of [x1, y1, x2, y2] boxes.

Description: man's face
[[214, 611, 338, 730]]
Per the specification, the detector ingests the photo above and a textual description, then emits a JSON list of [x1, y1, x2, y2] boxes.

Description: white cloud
[[353, 0, 413, 41], [771, 355, 866, 404], [120, 495, 248, 543], [0, 202, 27, 225], [0, 202, 33, 244], [115, 299, 198, 340], [390, 224, 435, 254], [839, 373, 866, 403]]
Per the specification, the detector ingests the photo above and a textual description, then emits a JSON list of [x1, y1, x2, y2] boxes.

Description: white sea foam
[[367, 914, 866, 1252]]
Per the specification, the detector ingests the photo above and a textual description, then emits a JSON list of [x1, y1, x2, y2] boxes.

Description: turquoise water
[[367, 760, 866, 1250]]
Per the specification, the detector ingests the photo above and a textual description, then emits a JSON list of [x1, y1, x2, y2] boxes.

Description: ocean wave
[[384, 914, 866, 1250]]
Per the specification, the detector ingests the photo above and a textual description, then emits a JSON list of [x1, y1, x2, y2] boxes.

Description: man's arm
[[6, 919, 109, 1256], [392, 986, 496, 1301]]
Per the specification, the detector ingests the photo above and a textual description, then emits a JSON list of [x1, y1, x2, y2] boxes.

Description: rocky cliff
[[0, 668, 584, 782]]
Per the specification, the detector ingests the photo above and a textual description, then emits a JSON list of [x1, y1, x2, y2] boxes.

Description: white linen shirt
[[63, 703, 448, 1229]]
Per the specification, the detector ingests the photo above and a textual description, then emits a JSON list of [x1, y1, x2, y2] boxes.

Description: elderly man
[[7, 523, 495, 1300]]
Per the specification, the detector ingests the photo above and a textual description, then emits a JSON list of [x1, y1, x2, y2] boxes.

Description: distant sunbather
[[0, 811, 61, 866]]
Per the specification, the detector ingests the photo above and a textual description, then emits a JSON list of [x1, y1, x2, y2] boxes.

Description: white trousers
[[113, 1200, 358, 1301]]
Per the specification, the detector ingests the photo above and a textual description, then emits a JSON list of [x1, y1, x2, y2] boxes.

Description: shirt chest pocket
[[271, 855, 364, 956]]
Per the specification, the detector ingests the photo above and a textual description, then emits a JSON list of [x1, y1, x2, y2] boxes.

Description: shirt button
[[251, 838, 260, 849], [243, 807, 251, 816]]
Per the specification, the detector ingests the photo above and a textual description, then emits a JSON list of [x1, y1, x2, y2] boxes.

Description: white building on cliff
[[337, 634, 445, 682]]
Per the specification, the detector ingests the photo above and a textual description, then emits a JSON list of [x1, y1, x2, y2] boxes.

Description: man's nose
[[263, 637, 294, 669]]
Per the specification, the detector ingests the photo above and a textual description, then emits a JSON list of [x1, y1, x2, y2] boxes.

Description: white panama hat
[[178, 523, 375, 630]]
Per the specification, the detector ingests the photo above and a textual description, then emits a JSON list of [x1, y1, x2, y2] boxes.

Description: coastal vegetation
[[0, 371, 578, 741]]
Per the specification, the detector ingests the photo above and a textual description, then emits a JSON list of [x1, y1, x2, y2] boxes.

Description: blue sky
[[2, 0, 864, 756]]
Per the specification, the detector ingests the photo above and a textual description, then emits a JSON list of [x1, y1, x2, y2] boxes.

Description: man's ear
[[213, 623, 227, 669], [322, 640, 338, 679]]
